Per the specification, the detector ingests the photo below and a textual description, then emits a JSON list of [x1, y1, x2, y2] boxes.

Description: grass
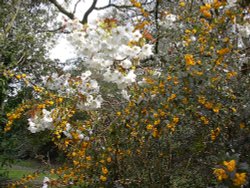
[[0, 159, 84, 187], [7, 168, 37, 180], [0, 158, 57, 187]]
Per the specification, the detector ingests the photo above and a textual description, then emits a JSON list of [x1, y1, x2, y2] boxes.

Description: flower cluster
[[42, 70, 102, 110], [237, 22, 250, 38], [213, 159, 248, 187], [67, 19, 153, 88], [159, 13, 178, 30], [63, 123, 92, 141], [28, 109, 53, 133]]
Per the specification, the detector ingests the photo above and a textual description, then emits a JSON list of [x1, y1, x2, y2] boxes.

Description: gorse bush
[[2, 0, 250, 187]]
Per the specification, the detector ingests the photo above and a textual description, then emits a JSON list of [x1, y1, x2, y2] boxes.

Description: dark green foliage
[[0, 0, 60, 170]]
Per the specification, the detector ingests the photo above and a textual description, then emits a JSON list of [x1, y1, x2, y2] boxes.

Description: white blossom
[[67, 19, 153, 88], [226, 0, 237, 8], [77, 94, 103, 110], [120, 59, 132, 69], [28, 109, 53, 133], [121, 90, 131, 100], [139, 44, 154, 59], [237, 23, 250, 38], [42, 177, 50, 188], [159, 13, 178, 29]]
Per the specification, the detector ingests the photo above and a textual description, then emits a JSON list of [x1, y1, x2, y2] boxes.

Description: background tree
[[0, 0, 62, 174]]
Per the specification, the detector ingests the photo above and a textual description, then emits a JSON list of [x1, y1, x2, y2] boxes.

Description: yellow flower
[[57, 97, 63, 103], [45, 100, 54, 105], [159, 111, 166, 117], [102, 166, 108, 175], [200, 116, 209, 125], [203, 10, 212, 18], [173, 117, 179, 124], [167, 94, 177, 101], [167, 123, 175, 132], [240, 123, 245, 129], [73, 160, 79, 166], [179, 1, 185, 7], [213, 168, 228, 181], [86, 156, 92, 161], [107, 157, 112, 163], [211, 127, 220, 141], [154, 119, 161, 126], [100, 175, 107, 182], [233, 173, 247, 186], [223, 160, 236, 172], [231, 107, 237, 112], [227, 71, 237, 79], [217, 48, 230, 56], [193, 71, 203, 76], [153, 113, 159, 118], [37, 104, 46, 109], [152, 128, 159, 138], [213, 0, 223, 9], [131, 0, 141, 8], [16, 74, 22, 79], [213, 106, 220, 113], [200, 4, 212, 18], [184, 54, 196, 66], [146, 124, 153, 130], [198, 96, 206, 104], [100, 159, 105, 164], [204, 102, 213, 109]]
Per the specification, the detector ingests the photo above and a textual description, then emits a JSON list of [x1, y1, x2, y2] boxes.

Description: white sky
[[49, 0, 109, 62]]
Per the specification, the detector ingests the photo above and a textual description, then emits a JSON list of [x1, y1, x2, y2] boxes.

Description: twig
[[73, 0, 81, 14], [81, 0, 98, 24], [48, 0, 75, 20]]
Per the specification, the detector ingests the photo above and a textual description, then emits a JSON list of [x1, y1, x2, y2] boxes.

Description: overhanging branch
[[48, 0, 75, 20], [95, 0, 155, 10], [95, 4, 134, 10], [81, 0, 98, 24], [73, 0, 81, 14]]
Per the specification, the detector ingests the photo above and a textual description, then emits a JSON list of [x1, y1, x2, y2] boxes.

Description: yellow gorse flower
[[223, 159, 236, 172], [102, 166, 108, 175], [100, 175, 107, 182], [184, 54, 196, 66], [146, 124, 153, 130], [211, 127, 221, 141], [213, 168, 228, 181], [179, 1, 185, 7], [173, 117, 179, 124], [233, 173, 247, 186], [217, 48, 230, 56], [106, 157, 112, 163], [200, 4, 212, 18]]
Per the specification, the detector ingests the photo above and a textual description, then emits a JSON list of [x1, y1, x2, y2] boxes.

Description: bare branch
[[81, 0, 98, 24], [73, 0, 81, 14], [95, 4, 134, 10], [95, 1, 155, 11], [48, 0, 75, 20]]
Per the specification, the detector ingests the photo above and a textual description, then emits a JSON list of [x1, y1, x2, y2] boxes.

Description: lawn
[[0, 159, 55, 187]]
